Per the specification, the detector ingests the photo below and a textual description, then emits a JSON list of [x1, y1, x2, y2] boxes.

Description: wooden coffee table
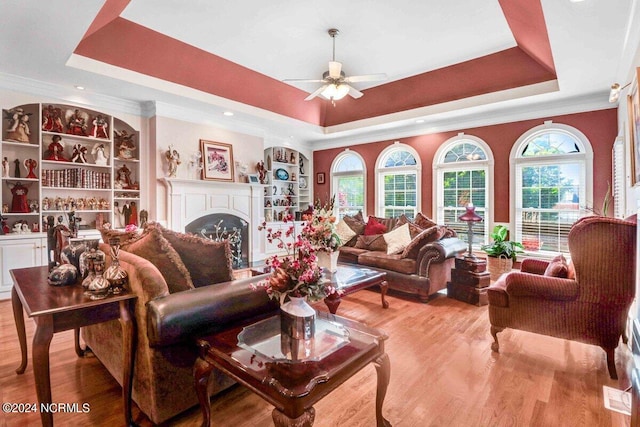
[[323, 264, 389, 314], [11, 266, 137, 427], [194, 311, 391, 426]]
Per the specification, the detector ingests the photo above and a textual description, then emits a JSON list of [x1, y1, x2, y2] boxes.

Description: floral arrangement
[[254, 214, 340, 306], [300, 195, 341, 253]]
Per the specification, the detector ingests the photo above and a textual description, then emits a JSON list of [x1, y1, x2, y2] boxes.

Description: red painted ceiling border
[[73, 0, 556, 127]]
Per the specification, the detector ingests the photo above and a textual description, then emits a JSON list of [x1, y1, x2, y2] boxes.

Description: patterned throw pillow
[[544, 254, 569, 278], [401, 226, 444, 259], [394, 214, 424, 238], [383, 223, 412, 255], [335, 220, 357, 247], [414, 212, 437, 229], [364, 216, 388, 235], [354, 234, 388, 251]]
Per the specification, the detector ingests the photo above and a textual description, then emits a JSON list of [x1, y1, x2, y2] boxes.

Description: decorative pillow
[[354, 234, 388, 252], [335, 220, 357, 247], [544, 254, 569, 278], [364, 216, 388, 235], [156, 223, 234, 287], [383, 223, 412, 255], [122, 226, 194, 293], [100, 227, 141, 246], [401, 226, 445, 259], [394, 214, 424, 238], [440, 226, 458, 238], [343, 214, 366, 235], [368, 215, 398, 232], [414, 212, 437, 229]]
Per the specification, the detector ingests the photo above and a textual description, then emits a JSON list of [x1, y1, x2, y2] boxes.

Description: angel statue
[[91, 143, 109, 166], [23, 159, 38, 179], [164, 145, 181, 178], [4, 107, 32, 142], [114, 129, 136, 159]]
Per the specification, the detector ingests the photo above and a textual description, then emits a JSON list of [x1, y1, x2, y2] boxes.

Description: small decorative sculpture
[[257, 160, 267, 184], [13, 159, 20, 178], [115, 164, 133, 189], [47, 264, 78, 286], [71, 144, 88, 163], [91, 143, 108, 166], [2, 157, 9, 177], [24, 159, 37, 179], [8, 181, 31, 213], [164, 145, 181, 178], [105, 238, 128, 294], [87, 255, 110, 300], [65, 108, 88, 136], [46, 135, 67, 161], [115, 129, 136, 159], [139, 209, 148, 228], [4, 107, 31, 142], [299, 156, 304, 175], [90, 115, 109, 139]]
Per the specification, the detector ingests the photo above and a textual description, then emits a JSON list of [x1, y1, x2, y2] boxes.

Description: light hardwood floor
[[0, 289, 633, 426]]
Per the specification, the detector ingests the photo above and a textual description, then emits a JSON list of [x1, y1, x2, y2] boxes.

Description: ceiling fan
[[284, 28, 387, 104]]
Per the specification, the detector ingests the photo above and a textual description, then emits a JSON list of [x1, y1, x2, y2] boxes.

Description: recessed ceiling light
[[416, 119, 425, 124], [223, 111, 234, 116], [569, 0, 585, 3], [74, 85, 85, 90]]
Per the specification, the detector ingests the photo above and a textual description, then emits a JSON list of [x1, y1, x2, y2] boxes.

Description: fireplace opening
[[185, 213, 249, 268]]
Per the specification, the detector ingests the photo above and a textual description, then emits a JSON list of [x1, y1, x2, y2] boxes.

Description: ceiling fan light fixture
[[321, 83, 349, 101]]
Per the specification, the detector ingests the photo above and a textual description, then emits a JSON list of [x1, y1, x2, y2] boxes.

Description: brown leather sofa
[[487, 215, 637, 379], [82, 225, 277, 424], [338, 214, 467, 302]]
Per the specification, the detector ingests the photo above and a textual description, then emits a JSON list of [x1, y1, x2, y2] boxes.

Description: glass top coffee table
[[323, 263, 389, 314], [194, 311, 391, 426]]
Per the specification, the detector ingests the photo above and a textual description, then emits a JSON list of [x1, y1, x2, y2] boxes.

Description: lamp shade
[[321, 84, 349, 101], [458, 204, 483, 222]]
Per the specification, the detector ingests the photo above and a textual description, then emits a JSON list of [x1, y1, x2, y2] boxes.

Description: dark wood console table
[[11, 266, 137, 427]]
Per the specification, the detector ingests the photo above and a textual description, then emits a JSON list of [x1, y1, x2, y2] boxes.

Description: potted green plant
[[481, 225, 524, 280]]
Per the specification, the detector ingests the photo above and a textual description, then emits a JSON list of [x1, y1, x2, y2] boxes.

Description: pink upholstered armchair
[[487, 215, 637, 379]]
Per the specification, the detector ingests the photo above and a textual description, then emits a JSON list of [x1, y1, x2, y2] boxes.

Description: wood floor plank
[[0, 289, 632, 426]]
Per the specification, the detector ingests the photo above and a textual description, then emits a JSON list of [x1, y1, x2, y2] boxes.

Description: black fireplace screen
[[185, 214, 249, 268]]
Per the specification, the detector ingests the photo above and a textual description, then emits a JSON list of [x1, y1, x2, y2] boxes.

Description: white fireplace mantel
[[161, 178, 266, 263]]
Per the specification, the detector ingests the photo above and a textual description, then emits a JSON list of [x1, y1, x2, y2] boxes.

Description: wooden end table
[[11, 266, 137, 427], [323, 264, 389, 314], [194, 311, 391, 426]]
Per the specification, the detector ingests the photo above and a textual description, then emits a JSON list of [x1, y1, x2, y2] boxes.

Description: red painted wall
[[313, 108, 618, 222]]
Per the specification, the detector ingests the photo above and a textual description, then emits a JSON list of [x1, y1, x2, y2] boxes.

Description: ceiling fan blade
[[283, 78, 327, 83], [347, 85, 364, 99], [344, 73, 388, 83], [329, 61, 342, 79], [305, 85, 328, 101]]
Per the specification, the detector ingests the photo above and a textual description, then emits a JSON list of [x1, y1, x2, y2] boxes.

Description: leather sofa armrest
[[416, 237, 467, 276], [147, 274, 278, 347], [502, 272, 578, 301]]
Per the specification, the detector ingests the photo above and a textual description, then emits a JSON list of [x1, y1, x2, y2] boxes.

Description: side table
[[446, 256, 491, 306], [11, 266, 137, 427]]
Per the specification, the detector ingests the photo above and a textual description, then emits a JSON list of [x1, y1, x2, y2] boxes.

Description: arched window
[[434, 135, 493, 246], [511, 122, 593, 253], [331, 150, 365, 219], [376, 143, 420, 217]]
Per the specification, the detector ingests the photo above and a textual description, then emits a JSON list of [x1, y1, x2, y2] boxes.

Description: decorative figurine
[[115, 129, 136, 159], [71, 144, 88, 163], [164, 145, 181, 178], [290, 152, 296, 164], [13, 159, 20, 178], [257, 160, 267, 184], [113, 201, 124, 228], [8, 181, 31, 213], [47, 264, 78, 287], [65, 108, 88, 136], [24, 159, 38, 179], [45, 135, 67, 161], [42, 105, 54, 131], [299, 156, 304, 175], [4, 107, 31, 142], [92, 143, 109, 166], [129, 201, 138, 226], [90, 115, 109, 139], [2, 157, 8, 177], [115, 164, 133, 189]]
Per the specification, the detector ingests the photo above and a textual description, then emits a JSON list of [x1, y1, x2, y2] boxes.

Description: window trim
[[433, 134, 494, 244], [375, 142, 421, 217], [330, 149, 367, 218], [509, 121, 594, 255]]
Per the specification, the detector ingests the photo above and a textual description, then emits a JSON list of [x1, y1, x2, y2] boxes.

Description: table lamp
[[458, 203, 483, 259]]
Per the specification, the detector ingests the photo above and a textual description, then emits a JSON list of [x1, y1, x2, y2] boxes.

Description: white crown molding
[[0, 72, 144, 116], [309, 90, 613, 150]]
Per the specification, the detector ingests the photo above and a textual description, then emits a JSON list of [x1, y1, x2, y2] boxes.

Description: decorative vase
[[86, 257, 111, 300], [280, 296, 316, 340], [487, 255, 513, 281], [104, 238, 128, 294], [60, 238, 87, 271], [316, 250, 339, 273]]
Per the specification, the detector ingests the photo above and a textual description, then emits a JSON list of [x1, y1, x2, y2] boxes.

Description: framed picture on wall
[[200, 140, 234, 181], [247, 173, 260, 184], [317, 172, 325, 184]]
